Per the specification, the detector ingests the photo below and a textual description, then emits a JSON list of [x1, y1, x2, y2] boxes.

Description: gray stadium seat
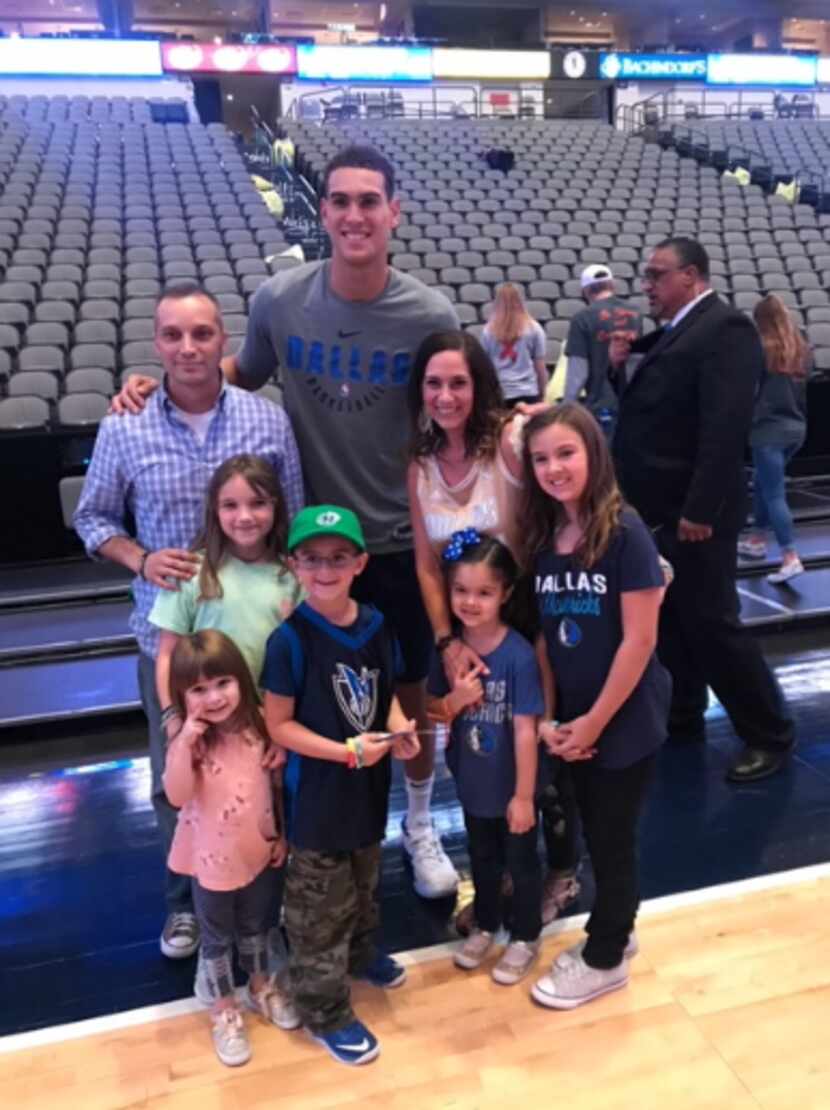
[[0, 396, 50, 430], [57, 392, 110, 428]]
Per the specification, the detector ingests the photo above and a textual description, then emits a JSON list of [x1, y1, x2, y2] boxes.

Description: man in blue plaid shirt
[[74, 282, 304, 959]]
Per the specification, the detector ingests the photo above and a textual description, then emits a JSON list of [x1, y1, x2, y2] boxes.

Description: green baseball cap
[[287, 504, 366, 553]]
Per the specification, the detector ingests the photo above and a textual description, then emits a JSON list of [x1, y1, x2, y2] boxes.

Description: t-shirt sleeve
[[565, 313, 590, 359], [510, 642, 545, 717], [427, 650, 450, 698], [618, 513, 666, 592], [529, 322, 546, 360], [236, 281, 279, 389], [148, 572, 198, 633], [261, 624, 299, 697]]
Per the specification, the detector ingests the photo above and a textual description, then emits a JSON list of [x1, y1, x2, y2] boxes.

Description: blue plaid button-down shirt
[[74, 379, 304, 658]]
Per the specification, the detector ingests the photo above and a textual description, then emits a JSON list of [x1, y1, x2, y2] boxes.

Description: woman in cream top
[[407, 330, 524, 680]]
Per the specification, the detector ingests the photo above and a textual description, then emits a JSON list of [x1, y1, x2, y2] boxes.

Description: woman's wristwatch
[[435, 634, 457, 655]]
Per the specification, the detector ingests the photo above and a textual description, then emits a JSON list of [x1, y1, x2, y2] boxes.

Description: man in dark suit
[[610, 237, 794, 783]]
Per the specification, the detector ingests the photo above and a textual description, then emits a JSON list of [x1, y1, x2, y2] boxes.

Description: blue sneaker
[[310, 1019, 380, 1066], [354, 951, 407, 989]]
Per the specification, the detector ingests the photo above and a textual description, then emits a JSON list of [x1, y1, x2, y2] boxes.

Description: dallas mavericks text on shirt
[[535, 571, 608, 617]]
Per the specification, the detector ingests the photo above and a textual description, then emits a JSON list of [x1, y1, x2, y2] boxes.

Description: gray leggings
[[192, 865, 281, 1002]]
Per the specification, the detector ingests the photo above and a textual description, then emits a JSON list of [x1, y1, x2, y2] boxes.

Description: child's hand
[[356, 733, 392, 767], [452, 662, 486, 710], [538, 719, 559, 753], [548, 716, 599, 763], [178, 714, 209, 749], [443, 640, 489, 685], [507, 795, 535, 835], [388, 720, 420, 761], [262, 741, 286, 770]]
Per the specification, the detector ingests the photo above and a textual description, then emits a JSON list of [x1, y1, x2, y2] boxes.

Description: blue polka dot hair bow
[[442, 527, 482, 563]]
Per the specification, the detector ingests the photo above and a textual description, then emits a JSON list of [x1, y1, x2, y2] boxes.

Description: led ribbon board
[[0, 39, 163, 77], [162, 42, 297, 75], [599, 53, 707, 81], [706, 53, 817, 87], [432, 49, 550, 80], [296, 44, 432, 82]]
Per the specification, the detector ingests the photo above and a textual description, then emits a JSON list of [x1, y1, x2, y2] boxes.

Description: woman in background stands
[[738, 294, 809, 584], [481, 284, 548, 407]]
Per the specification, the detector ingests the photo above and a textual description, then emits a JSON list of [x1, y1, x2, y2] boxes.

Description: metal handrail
[[285, 82, 560, 121]]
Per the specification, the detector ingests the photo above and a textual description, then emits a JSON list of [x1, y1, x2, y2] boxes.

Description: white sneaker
[[531, 949, 629, 1010], [491, 939, 540, 985], [767, 558, 804, 585], [401, 819, 459, 898], [160, 911, 199, 959], [211, 1007, 251, 1067], [454, 928, 495, 970], [737, 538, 767, 560], [243, 977, 301, 1030], [578, 932, 639, 960]]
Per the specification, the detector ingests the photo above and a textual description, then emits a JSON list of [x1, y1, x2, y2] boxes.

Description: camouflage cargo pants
[[284, 842, 380, 1034]]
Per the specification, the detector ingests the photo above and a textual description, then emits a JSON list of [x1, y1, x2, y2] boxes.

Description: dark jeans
[[655, 530, 794, 752], [538, 754, 580, 874], [192, 865, 282, 1002], [137, 653, 193, 914], [752, 442, 802, 552], [571, 754, 655, 969], [464, 811, 541, 942]]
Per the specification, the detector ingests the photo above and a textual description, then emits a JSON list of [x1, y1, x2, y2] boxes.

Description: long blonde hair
[[753, 294, 809, 379], [488, 283, 534, 346]]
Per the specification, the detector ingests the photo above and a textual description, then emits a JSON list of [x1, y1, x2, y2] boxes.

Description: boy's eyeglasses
[[293, 553, 358, 571]]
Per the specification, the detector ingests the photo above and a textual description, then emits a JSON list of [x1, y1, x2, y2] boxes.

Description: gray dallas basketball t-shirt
[[237, 261, 458, 553]]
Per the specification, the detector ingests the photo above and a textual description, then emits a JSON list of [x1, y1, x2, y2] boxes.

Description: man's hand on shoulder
[[677, 517, 712, 543], [110, 374, 160, 416], [143, 548, 200, 589]]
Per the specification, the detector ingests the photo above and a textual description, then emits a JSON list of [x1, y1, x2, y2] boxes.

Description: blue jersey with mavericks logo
[[261, 601, 401, 852], [428, 629, 544, 819], [534, 508, 671, 768], [236, 261, 459, 554]]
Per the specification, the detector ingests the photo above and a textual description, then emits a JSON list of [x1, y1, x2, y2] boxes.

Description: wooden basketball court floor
[[2, 864, 828, 1110]]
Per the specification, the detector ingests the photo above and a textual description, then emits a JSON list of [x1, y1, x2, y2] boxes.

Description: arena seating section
[[670, 119, 830, 186], [284, 117, 830, 377], [0, 94, 289, 432], [4, 107, 830, 434]]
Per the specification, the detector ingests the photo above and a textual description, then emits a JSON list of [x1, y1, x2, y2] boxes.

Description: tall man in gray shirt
[[116, 146, 462, 900]]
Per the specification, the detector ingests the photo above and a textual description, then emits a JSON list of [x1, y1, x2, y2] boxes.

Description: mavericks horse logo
[[332, 663, 379, 733]]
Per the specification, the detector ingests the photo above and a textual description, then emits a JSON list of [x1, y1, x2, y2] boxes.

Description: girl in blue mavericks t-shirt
[[521, 402, 670, 1012], [427, 531, 544, 987]]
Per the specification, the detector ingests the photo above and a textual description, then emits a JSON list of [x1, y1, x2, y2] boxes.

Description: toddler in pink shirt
[[164, 628, 299, 1068]]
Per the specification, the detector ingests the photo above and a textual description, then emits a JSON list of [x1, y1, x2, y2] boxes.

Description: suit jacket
[[613, 292, 762, 537]]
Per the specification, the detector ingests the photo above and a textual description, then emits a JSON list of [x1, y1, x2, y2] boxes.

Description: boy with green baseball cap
[[262, 505, 419, 1066], [287, 504, 366, 553]]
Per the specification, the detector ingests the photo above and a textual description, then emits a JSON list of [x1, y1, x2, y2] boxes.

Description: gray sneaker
[[454, 928, 495, 970], [491, 939, 540, 986], [577, 931, 639, 960], [531, 949, 629, 1010], [211, 1007, 251, 1067], [160, 911, 199, 959], [243, 978, 301, 1031]]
